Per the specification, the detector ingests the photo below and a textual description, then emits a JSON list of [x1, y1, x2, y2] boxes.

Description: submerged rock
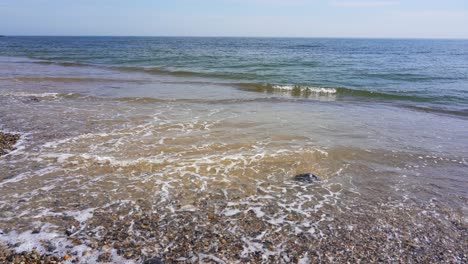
[[26, 97, 40, 103], [294, 173, 320, 182]]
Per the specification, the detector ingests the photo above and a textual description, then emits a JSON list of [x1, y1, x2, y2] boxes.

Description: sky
[[1, 0, 467, 38]]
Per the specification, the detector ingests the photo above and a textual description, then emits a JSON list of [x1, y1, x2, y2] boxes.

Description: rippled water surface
[[0, 38, 467, 263]]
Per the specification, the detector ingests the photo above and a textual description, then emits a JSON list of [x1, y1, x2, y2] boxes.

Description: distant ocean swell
[[34, 61, 460, 84], [0, 56, 461, 117]]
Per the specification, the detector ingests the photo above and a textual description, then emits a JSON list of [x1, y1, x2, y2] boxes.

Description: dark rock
[[294, 173, 320, 182], [0, 132, 20, 156], [31, 228, 41, 234], [24, 97, 40, 103], [144, 257, 164, 264]]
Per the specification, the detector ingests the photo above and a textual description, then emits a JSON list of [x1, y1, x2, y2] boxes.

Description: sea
[[0, 37, 467, 263]]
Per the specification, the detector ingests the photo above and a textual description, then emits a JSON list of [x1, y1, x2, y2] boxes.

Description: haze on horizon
[[1, 0, 467, 39]]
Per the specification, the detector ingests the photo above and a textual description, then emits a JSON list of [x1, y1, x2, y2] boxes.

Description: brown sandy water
[[0, 58, 467, 263]]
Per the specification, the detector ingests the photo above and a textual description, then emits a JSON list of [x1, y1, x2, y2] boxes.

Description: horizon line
[[1, 35, 468, 40]]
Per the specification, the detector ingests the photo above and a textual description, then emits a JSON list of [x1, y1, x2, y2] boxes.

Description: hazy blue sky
[[1, 0, 467, 38]]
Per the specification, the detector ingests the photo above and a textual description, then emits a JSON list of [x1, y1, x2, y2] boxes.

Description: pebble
[[144, 257, 164, 264], [208, 213, 215, 220], [97, 252, 111, 262]]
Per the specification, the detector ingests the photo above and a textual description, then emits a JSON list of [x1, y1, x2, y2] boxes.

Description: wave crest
[[237, 83, 338, 97], [272, 85, 337, 94]]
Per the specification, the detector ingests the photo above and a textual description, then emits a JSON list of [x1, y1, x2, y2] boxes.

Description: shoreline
[[0, 198, 466, 263]]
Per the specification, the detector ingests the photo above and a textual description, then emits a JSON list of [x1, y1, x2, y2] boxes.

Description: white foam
[[267, 215, 287, 225], [272, 85, 337, 94], [178, 204, 198, 212], [0, 92, 60, 98], [247, 207, 265, 218], [240, 237, 283, 260], [63, 208, 95, 223], [0, 166, 60, 187], [0, 223, 136, 264], [298, 253, 311, 264], [223, 208, 242, 216], [0, 225, 62, 253], [198, 253, 226, 264]]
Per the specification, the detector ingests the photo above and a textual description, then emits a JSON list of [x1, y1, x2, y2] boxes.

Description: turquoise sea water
[[1, 37, 467, 115]]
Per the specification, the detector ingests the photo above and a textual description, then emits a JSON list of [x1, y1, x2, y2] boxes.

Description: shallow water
[[0, 38, 467, 263]]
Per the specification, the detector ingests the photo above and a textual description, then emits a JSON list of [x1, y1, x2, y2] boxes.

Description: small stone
[[70, 237, 82, 246], [124, 251, 133, 259], [45, 241, 57, 252], [25, 97, 40, 103], [62, 215, 75, 222], [294, 173, 320, 182], [144, 257, 164, 264], [88, 241, 98, 249], [64, 254, 71, 260], [97, 252, 111, 262], [208, 213, 215, 220]]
